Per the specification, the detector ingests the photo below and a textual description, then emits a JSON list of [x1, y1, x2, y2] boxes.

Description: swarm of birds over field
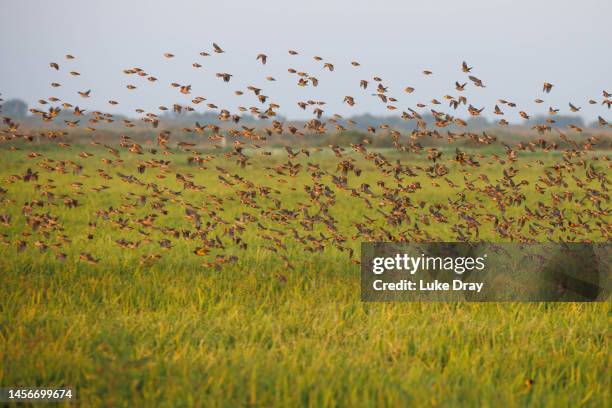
[[0, 43, 610, 270]]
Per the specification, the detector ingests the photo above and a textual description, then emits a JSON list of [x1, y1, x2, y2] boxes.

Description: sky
[[0, 0, 610, 123]]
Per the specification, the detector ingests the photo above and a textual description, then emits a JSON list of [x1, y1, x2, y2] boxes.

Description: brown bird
[[468, 75, 485, 87], [79, 252, 100, 265], [216, 73, 232, 82], [212, 43, 224, 53]]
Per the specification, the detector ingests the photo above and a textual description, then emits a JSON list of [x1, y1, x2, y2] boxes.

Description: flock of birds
[[0, 43, 610, 270]]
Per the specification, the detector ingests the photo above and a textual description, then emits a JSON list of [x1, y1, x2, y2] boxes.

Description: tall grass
[[0, 145, 609, 406]]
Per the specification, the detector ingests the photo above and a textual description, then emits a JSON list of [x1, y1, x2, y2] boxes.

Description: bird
[[468, 75, 485, 87], [256, 54, 267, 65], [212, 43, 224, 53], [216, 73, 232, 82]]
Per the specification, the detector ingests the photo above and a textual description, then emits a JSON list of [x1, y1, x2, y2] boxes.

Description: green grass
[[0, 144, 610, 407]]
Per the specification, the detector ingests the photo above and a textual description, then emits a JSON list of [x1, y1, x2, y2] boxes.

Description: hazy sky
[[1, 0, 610, 123]]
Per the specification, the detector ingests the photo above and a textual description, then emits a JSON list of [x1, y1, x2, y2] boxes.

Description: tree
[[1, 99, 28, 118]]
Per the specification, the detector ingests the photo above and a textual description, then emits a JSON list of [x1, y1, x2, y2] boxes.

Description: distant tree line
[[0, 99, 28, 118], [0, 98, 599, 129]]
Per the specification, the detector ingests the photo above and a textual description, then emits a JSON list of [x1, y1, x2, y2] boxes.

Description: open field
[[0, 144, 610, 406], [1, 0, 611, 405]]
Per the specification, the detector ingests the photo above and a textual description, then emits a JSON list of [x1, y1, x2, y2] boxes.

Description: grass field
[[0, 144, 610, 406]]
